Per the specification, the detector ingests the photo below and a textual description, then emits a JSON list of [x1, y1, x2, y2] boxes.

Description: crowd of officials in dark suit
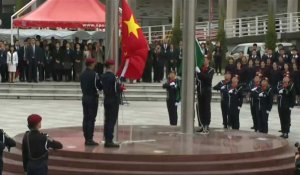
[[0, 36, 105, 83]]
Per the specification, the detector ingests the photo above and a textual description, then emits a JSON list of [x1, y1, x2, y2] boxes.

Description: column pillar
[[181, 0, 196, 134], [268, 0, 276, 14], [226, 0, 237, 19], [127, 0, 137, 14], [105, 0, 119, 69], [172, 0, 182, 27], [287, 0, 298, 13], [218, 0, 225, 17]]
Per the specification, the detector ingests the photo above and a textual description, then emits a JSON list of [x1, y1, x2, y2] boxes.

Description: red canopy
[[13, 0, 106, 30]]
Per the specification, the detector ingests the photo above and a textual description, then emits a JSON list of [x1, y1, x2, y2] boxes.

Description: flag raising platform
[[3, 125, 295, 175]]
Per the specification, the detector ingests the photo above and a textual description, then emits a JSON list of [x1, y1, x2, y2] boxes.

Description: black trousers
[[0, 64, 8, 82], [154, 63, 164, 82], [27, 61, 38, 82], [250, 100, 258, 131], [95, 63, 104, 75], [228, 107, 240, 129], [256, 110, 269, 133], [278, 107, 291, 133], [64, 69, 72, 81], [167, 100, 178, 125], [44, 63, 52, 80], [221, 100, 228, 127], [104, 99, 119, 142], [214, 57, 222, 74], [27, 160, 48, 175], [0, 157, 3, 175], [38, 64, 44, 81], [82, 96, 99, 141], [53, 68, 63, 82], [18, 61, 26, 81], [197, 89, 212, 126]]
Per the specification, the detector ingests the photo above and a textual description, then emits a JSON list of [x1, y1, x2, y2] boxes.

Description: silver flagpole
[[105, 0, 119, 142], [181, 0, 196, 134]]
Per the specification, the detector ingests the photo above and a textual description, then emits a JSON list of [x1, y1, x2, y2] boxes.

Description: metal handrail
[[142, 12, 300, 43], [10, 0, 37, 44]]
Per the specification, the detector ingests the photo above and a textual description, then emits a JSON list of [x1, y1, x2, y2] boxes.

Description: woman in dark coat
[[74, 43, 83, 81]]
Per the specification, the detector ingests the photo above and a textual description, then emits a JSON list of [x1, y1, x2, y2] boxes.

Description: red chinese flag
[[117, 0, 149, 79]]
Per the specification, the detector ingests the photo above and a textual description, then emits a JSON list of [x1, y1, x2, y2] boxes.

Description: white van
[[228, 42, 293, 60]]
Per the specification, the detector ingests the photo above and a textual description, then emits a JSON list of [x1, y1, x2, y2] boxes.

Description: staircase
[[2, 126, 296, 175], [0, 82, 223, 102]]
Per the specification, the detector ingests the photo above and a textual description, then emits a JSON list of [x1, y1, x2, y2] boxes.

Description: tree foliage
[[171, 8, 182, 48], [216, 10, 227, 58], [15, 0, 26, 12], [265, 8, 277, 51]]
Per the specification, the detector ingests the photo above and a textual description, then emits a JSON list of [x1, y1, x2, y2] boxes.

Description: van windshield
[[231, 46, 244, 54]]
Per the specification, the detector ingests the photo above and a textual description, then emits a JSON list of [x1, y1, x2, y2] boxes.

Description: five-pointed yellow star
[[124, 15, 141, 38]]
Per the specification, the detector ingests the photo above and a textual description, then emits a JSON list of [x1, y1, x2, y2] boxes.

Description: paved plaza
[[1, 99, 300, 144]]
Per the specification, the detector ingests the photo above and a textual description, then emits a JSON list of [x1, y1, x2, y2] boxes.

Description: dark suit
[[0, 50, 8, 82], [0, 129, 16, 175], [62, 49, 74, 81], [19, 46, 28, 81], [161, 44, 169, 78], [227, 86, 244, 130], [44, 50, 53, 80], [101, 71, 121, 143], [166, 49, 178, 74], [73, 50, 83, 81], [26, 45, 42, 82], [196, 67, 215, 127], [37, 48, 45, 81], [52, 49, 63, 81], [277, 83, 296, 135]]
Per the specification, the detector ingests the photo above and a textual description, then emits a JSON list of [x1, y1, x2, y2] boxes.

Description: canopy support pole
[[11, 0, 37, 44]]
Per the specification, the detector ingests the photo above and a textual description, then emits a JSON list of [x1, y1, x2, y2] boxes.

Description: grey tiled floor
[[0, 100, 300, 144]]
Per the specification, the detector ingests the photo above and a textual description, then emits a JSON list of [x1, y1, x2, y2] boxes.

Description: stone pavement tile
[[0, 100, 299, 144]]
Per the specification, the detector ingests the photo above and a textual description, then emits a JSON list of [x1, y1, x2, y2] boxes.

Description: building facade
[[1, 0, 300, 28]]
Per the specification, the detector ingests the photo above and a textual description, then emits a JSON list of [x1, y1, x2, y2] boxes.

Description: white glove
[[251, 87, 257, 91], [266, 111, 270, 114], [238, 106, 241, 110], [195, 66, 201, 73], [289, 107, 293, 111], [175, 102, 180, 106], [228, 89, 234, 94], [170, 82, 176, 86], [221, 85, 226, 90], [279, 89, 283, 94], [259, 92, 264, 97]]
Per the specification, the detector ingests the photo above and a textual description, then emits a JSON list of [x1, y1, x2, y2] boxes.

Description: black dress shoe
[[104, 142, 120, 148], [278, 130, 282, 132], [85, 140, 99, 146], [280, 133, 288, 139], [250, 126, 254, 129]]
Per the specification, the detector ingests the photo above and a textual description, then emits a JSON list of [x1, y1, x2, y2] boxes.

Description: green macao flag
[[176, 39, 204, 102], [177, 38, 204, 76], [195, 38, 204, 69]]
